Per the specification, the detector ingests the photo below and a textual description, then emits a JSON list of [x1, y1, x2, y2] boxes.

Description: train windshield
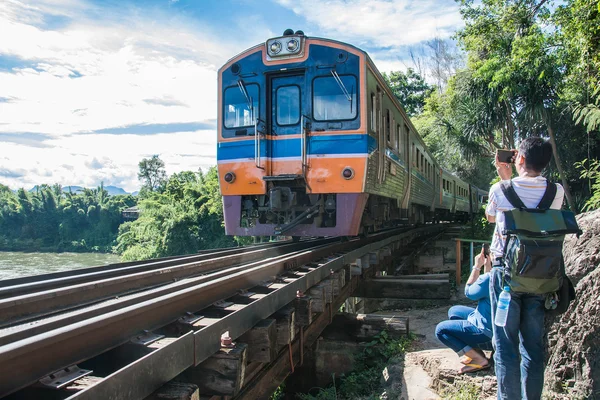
[[312, 75, 357, 121], [276, 85, 301, 126], [224, 83, 259, 128]]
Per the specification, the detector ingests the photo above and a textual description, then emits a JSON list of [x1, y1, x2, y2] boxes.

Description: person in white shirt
[[485, 137, 564, 400]]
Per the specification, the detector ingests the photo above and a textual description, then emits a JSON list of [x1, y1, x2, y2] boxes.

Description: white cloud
[[0, 130, 217, 192], [277, 0, 462, 48], [0, 0, 245, 190]]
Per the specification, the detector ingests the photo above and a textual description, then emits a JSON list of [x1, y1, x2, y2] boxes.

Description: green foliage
[[382, 69, 434, 117], [441, 381, 481, 400], [116, 166, 241, 260], [270, 383, 285, 400], [297, 332, 414, 400], [0, 183, 136, 252], [138, 155, 168, 194], [575, 158, 600, 210], [411, 78, 496, 189], [573, 82, 600, 132]]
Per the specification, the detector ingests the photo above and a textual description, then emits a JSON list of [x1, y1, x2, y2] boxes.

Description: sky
[[0, 0, 464, 192]]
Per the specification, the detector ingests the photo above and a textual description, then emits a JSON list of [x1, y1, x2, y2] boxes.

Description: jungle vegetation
[[1, 0, 598, 261], [0, 183, 136, 252]]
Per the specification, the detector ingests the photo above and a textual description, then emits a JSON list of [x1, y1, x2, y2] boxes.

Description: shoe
[[458, 361, 491, 374]]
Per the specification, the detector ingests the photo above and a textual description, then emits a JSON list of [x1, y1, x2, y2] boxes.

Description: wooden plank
[[178, 344, 246, 397], [320, 313, 409, 341], [356, 278, 450, 299], [238, 319, 277, 363], [308, 284, 326, 312], [456, 239, 461, 286], [271, 306, 295, 348], [295, 296, 313, 326], [145, 381, 199, 400], [236, 276, 359, 400], [375, 273, 449, 280], [416, 255, 444, 273]]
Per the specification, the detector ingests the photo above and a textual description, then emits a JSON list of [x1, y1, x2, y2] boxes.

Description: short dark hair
[[518, 137, 553, 172]]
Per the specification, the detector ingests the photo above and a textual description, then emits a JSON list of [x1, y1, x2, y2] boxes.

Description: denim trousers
[[490, 267, 546, 400], [448, 305, 475, 320], [435, 306, 493, 356]]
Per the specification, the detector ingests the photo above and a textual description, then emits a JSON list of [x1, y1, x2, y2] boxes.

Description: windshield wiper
[[237, 79, 253, 111], [330, 70, 352, 102]]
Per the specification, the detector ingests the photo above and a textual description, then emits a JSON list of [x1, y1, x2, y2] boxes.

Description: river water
[[0, 251, 121, 280]]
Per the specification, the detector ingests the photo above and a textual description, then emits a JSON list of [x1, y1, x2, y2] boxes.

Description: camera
[[497, 149, 515, 163]]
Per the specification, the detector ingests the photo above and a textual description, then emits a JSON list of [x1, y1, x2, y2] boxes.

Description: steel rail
[[0, 239, 338, 325], [70, 226, 440, 400], [0, 226, 446, 399], [0, 237, 359, 397], [0, 247, 318, 346], [0, 241, 287, 298]]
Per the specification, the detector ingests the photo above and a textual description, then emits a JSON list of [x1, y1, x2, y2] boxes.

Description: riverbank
[[0, 251, 121, 279], [0, 236, 114, 253]]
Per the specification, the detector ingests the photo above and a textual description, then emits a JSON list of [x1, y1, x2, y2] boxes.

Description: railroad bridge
[[0, 225, 460, 400]]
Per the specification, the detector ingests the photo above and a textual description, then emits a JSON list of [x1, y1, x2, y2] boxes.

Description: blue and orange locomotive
[[217, 30, 485, 237]]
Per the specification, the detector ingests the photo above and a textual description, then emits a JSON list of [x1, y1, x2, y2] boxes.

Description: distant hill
[[28, 185, 134, 195], [62, 185, 84, 193], [104, 186, 128, 195]]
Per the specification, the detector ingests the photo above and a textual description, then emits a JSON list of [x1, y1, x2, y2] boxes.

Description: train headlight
[[270, 41, 282, 55], [286, 39, 299, 52], [342, 167, 354, 180], [266, 33, 305, 60], [224, 172, 236, 183]]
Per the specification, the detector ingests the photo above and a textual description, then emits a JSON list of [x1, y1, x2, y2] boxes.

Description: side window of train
[[312, 75, 357, 121], [370, 93, 376, 132], [223, 83, 259, 132], [396, 123, 401, 153], [386, 109, 391, 145]]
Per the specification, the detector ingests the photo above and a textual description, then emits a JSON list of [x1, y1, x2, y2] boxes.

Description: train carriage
[[217, 30, 483, 237]]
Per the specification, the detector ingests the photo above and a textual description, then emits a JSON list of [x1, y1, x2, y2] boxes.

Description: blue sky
[[0, 0, 463, 192]]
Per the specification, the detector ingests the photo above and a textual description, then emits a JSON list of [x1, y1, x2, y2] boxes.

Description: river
[[0, 251, 122, 280]]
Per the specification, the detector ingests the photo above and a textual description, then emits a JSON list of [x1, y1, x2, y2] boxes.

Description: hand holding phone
[[496, 149, 516, 164], [483, 243, 490, 259], [495, 149, 516, 180]]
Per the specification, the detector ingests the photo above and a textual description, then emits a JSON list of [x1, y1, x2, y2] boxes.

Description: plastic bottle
[[495, 286, 511, 327]]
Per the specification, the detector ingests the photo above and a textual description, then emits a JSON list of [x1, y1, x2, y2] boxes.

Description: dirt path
[[376, 288, 497, 400]]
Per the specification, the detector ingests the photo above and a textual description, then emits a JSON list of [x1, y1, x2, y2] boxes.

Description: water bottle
[[495, 286, 511, 327]]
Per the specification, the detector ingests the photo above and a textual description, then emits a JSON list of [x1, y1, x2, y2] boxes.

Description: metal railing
[[454, 238, 491, 286]]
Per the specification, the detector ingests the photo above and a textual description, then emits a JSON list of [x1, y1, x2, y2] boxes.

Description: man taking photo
[[485, 137, 564, 400]]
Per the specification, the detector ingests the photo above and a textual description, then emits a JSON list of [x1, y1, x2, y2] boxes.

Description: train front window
[[312, 75, 357, 121], [276, 85, 300, 126], [224, 84, 259, 129]]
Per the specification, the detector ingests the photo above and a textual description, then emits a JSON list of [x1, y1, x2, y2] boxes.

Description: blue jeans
[[490, 267, 545, 400], [448, 305, 474, 320], [435, 306, 493, 356]]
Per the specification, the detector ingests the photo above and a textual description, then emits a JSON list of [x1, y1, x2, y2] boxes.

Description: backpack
[[500, 180, 582, 295]]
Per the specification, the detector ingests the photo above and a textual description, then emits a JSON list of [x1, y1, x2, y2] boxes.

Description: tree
[[456, 0, 578, 210], [425, 37, 464, 90], [138, 155, 167, 194], [382, 69, 433, 116], [117, 166, 241, 261]]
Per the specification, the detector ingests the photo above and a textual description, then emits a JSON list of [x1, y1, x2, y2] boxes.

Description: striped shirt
[[485, 176, 564, 258]]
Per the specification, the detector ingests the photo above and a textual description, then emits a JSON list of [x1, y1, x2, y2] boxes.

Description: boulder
[[545, 209, 600, 399]]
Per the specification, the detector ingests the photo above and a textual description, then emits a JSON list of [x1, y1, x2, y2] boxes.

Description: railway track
[[0, 226, 445, 399]]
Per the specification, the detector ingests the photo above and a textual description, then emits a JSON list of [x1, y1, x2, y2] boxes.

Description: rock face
[[545, 210, 600, 399], [562, 211, 600, 284]]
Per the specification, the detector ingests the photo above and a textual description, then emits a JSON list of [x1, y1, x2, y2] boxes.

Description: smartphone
[[497, 149, 515, 163], [483, 243, 490, 259]]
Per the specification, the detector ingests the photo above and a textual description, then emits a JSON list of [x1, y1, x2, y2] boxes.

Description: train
[[217, 30, 487, 237]]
